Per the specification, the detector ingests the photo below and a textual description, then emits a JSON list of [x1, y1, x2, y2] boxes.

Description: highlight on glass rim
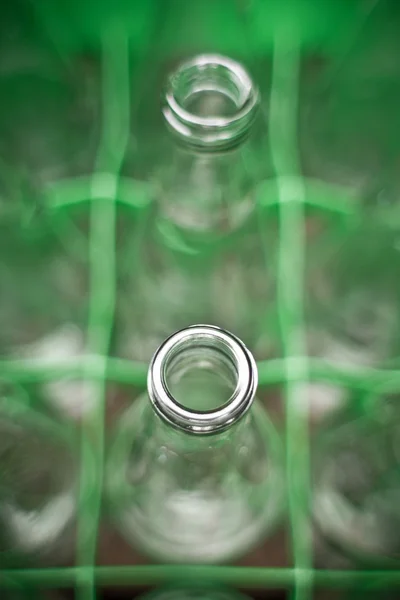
[[0, 1, 400, 599]]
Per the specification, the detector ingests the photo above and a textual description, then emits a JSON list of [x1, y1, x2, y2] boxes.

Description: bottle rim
[[162, 54, 259, 150], [147, 324, 258, 434]]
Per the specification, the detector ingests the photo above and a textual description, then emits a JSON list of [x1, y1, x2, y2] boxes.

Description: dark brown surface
[[43, 587, 288, 599], [97, 590, 288, 600]]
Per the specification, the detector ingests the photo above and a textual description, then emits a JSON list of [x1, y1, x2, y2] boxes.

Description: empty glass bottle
[[300, 2, 400, 197], [107, 325, 284, 563], [304, 193, 400, 421], [297, 3, 400, 421], [0, 379, 83, 567], [0, 218, 92, 420], [0, 51, 99, 419], [312, 396, 400, 568], [117, 54, 272, 363], [0, 58, 99, 217]]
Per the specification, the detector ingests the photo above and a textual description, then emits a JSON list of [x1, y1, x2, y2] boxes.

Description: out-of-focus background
[[0, 0, 400, 599]]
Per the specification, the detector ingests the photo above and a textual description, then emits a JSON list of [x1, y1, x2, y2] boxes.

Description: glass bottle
[[0, 379, 84, 567], [0, 217, 91, 420], [304, 195, 400, 421], [0, 55, 99, 216], [107, 324, 284, 563], [298, 4, 400, 421], [0, 51, 99, 419], [312, 396, 400, 568], [299, 1, 400, 197], [117, 54, 272, 363]]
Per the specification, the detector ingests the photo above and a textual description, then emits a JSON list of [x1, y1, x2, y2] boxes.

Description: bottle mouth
[[162, 54, 259, 151], [148, 325, 257, 434]]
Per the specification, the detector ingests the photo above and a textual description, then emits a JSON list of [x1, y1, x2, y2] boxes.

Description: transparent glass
[[107, 325, 284, 563], [117, 55, 272, 363], [0, 59, 99, 222], [0, 220, 90, 419], [312, 397, 400, 568], [298, 3, 400, 421], [0, 380, 82, 567], [0, 50, 98, 419], [299, 3, 400, 196], [305, 207, 400, 420]]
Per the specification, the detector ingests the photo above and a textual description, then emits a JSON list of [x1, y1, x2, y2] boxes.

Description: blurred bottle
[[107, 325, 284, 563], [0, 379, 83, 566], [117, 54, 271, 363], [137, 584, 251, 600], [304, 190, 400, 421], [0, 215, 93, 420], [297, 3, 400, 421], [124, 0, 272, 182], [0, 58, 99, 213], [312, 396, 400, 568], [300, 1, 400, 196], [0, 42, 99, 419]]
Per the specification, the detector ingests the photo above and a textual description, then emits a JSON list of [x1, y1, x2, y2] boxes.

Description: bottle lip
[[162, 54, 259, 151], [147, 324, 258, 435]]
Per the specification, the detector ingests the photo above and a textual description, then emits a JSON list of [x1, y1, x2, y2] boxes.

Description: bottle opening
[[148, 325, 257, 434], [185, 89, 238, 119], [165, 343, 238, 412], [162, 55, 259, 150], [174, 61, 247, 118]]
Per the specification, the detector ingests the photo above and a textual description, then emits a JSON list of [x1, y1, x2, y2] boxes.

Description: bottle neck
[[152, 407, 248, 455], [155, 144, 255, 236], [147, 325, 257, 436], [162, 55, 259, 152], [157, 54, 259, 234]]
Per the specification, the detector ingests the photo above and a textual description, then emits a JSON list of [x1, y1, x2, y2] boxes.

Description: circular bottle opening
[[148, 325, 257, 434], [162, 55, 259, 150], [166, 341, 238, 412]]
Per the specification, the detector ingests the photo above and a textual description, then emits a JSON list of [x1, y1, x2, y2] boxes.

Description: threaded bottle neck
[[162, 55, 259, 152]]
